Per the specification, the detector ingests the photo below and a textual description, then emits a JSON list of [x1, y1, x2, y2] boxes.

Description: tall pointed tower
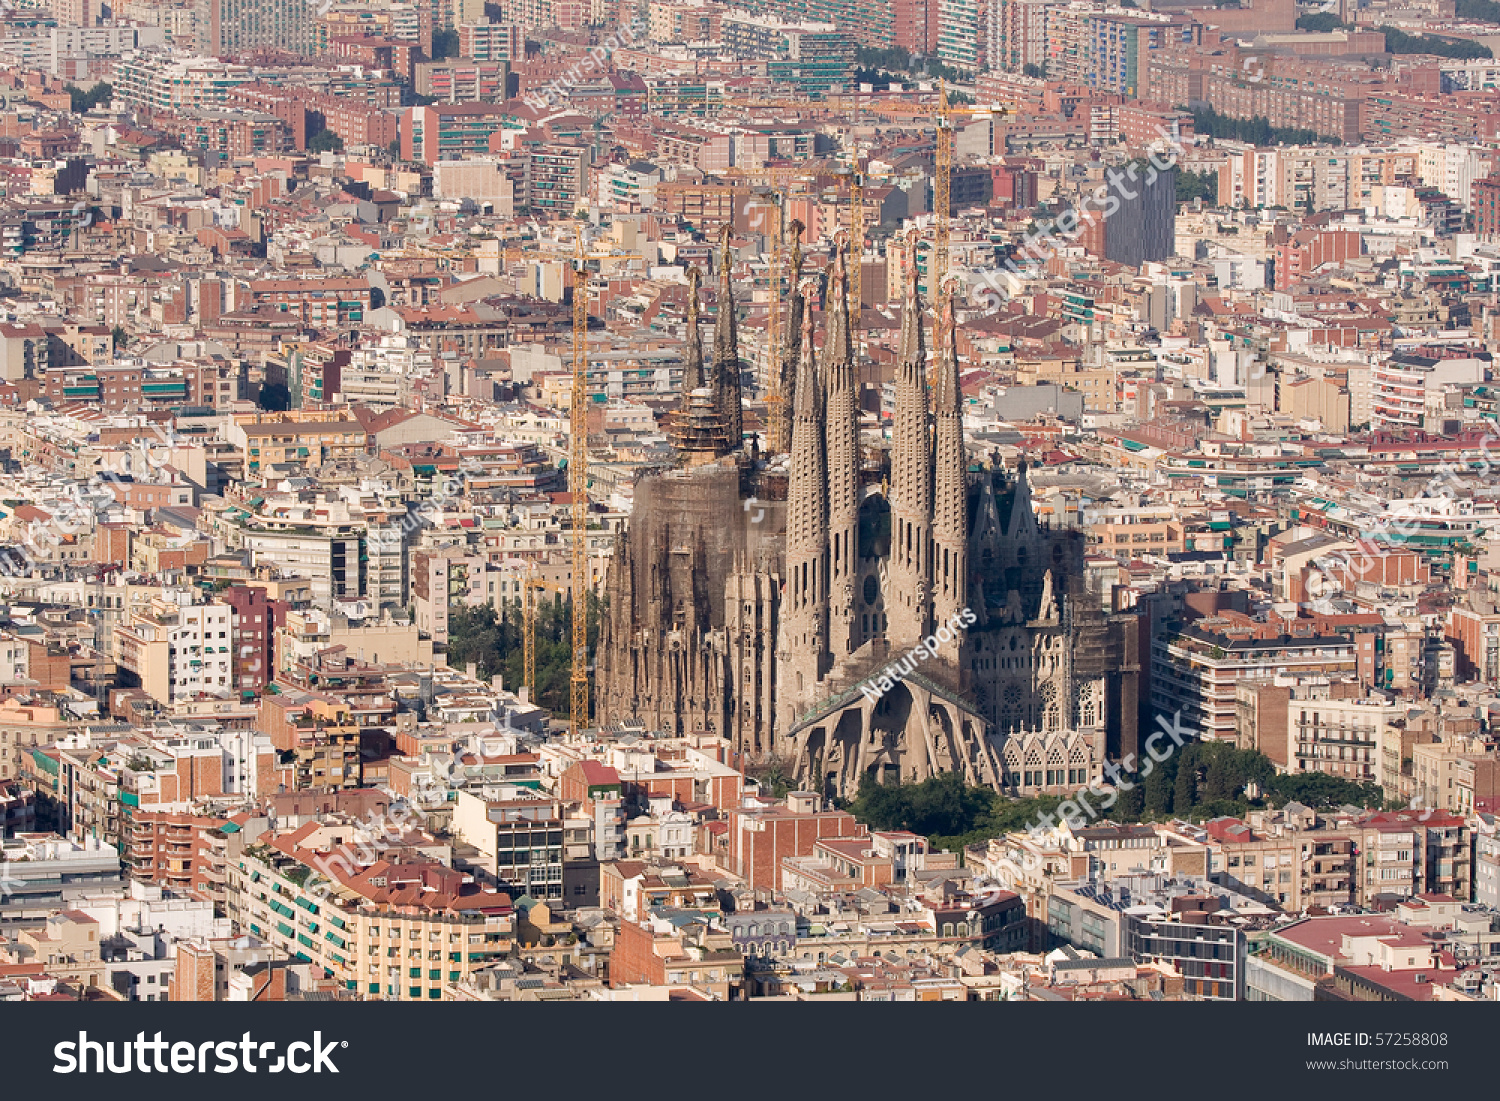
[[823, 235, 860, 658], [778, 286, 828, 695], [931, 278, 969, 639], [769, 221, 805, 455], [680, 265, 703, 406], [886, 229, 934, 647], [712, 224, 743, 450]]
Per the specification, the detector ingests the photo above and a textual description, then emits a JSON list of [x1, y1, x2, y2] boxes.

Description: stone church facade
[[597, 232, 1139, 799]]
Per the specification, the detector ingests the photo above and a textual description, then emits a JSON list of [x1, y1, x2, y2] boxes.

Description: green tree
[[1143, 760, 1174, 817], [1295, 11, 1347, 31], [1459, 0, 1500, 23], [1176, 169, 1218, 205], [110, 325, 127, 350], [1112, 778, 1145, 820], [444, 591, 603, 720], [430, 29, 460, 59], [66, 81, 112, 113], [1022, 63, 1046, 79], [388, 138, 401, 159], [1173, 745, 1198, 811], [853, 45, 913, 72], [745, 757, 798, 798], [1380, 25, 1492, 58], [1190, 106, 1334, 146], [307, 129, 344, 155]]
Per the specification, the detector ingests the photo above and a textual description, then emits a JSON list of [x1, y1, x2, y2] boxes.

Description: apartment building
[[452, 789, 568, 901], [110, 55, 256, 113], [1371, 351, 1486, 431], [1203, 816, 1356, 911], [402, 102, 512, 166], [722, 792, 865, 892], [1044, 874, 1255, 1000], [415, 59, 511, 102], [113, 596, 234, 705], [610, 911, 740, 998], [1352, 809, 1472, 903], [525, 144, 588, 214], [260, 691, 363, 790], [128, 810, 231, 903], [459, 20, 523, 60], [227, 415, 369, 474], [227, 826, 514, 1001], [0, 834, 121, 916], [243, 277, 373, 326], [156, 109, 292, 165], [1235, 678, 1399, 783], [1152, 618, 1361, 742], [195, 0, 318, 56]]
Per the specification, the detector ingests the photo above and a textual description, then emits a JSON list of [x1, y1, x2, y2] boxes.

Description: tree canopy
[[444, 595, 601, 719], [1380, 25, 1492, 58], [1176, 169, 1218, 205], [66, 81, 112, 113], [1295, 12, 1349, 31], [1190, 106, 1335, 146], [1458, 0, 1500, 23], [307, 129, 345, 155], [846, 742, 1388, 852]]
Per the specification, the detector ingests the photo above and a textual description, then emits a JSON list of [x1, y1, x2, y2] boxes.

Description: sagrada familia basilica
[[597, 228, 1140, 799]]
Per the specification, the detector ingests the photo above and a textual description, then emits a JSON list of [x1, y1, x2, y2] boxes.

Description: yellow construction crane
[[934, 81, 953, 307], [719, 166, 813, 454], [569, 238, 607, 737], [522, 559, 539, 699], [570, 247, 589, 736], [762, 188, 786, 453], [845, 163, 864, 337], [859, 87, 1011, 306]]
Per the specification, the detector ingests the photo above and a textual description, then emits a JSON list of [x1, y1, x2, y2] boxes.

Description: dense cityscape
[[0, 0, 1495, 1011]]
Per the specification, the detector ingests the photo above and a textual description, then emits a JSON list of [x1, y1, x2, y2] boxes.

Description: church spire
[[823, 232, 860, 657], [681, 265, 703, 406], [778, 280, 828, 693], [770, 219, 805, 455], [886, 227, 934, 646], [932, 276, 969, 636], [713, 224, 743, 450]]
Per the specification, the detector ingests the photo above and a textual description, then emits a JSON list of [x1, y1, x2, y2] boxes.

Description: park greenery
[[852, 46, 971, 88], [65, 81, 112, 113], [308, 130, 345, 155], [1176, 169, 1218, 205], [445, 597, 602, 719], [1295, 12, 1350, 31], [846, 741, 1387, 853], [1458, 0, 1500, 22], [1190, 106, 1335, 147], [1380, 25, 1492, 58]]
